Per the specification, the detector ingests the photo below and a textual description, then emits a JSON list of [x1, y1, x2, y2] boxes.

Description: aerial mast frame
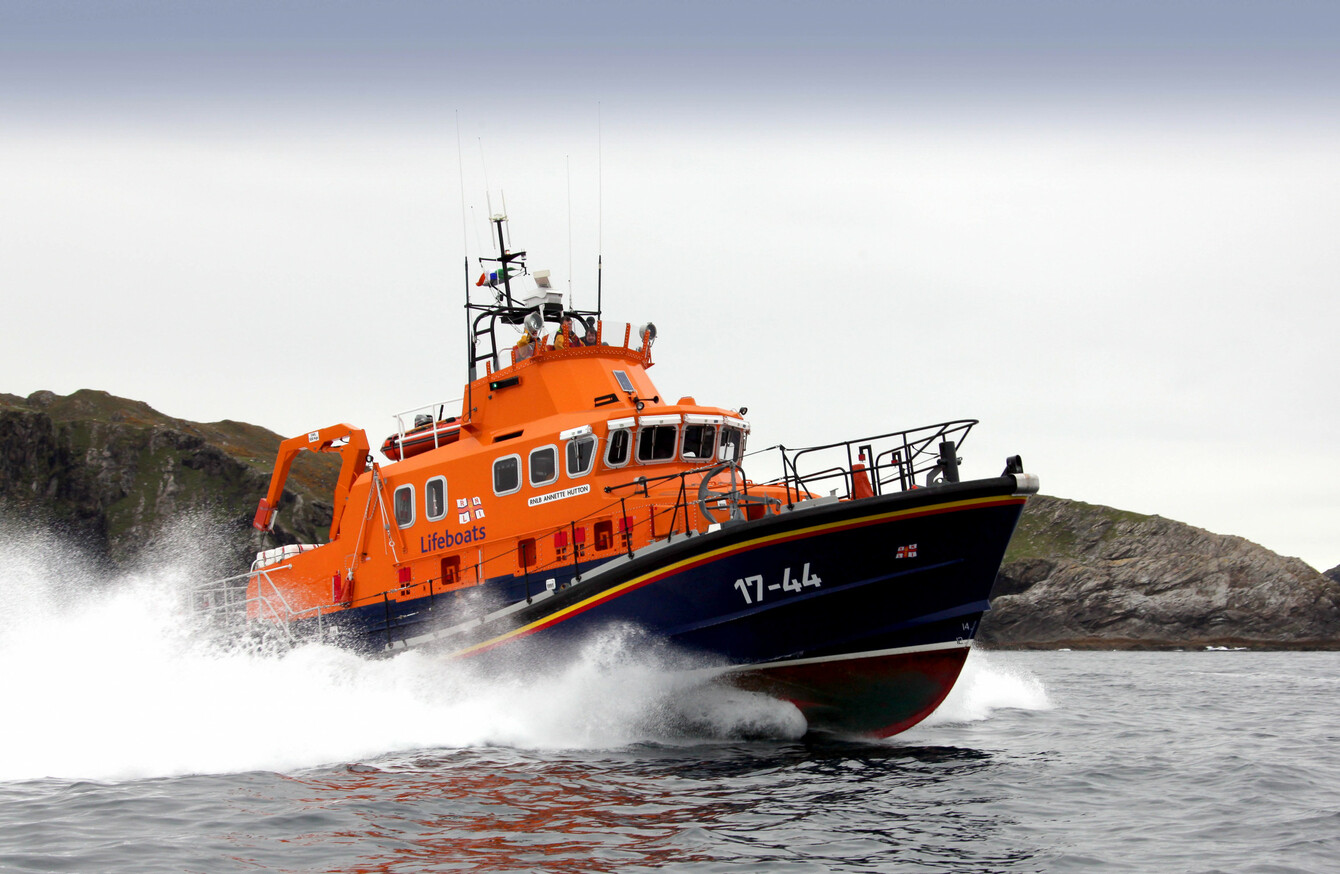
[[464, 212, 600, 385]]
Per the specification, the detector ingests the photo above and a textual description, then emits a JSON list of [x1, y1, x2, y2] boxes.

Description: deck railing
[[765, 419, 978, 504], [191, 419, 980, 649], [188, 564, 317, 645], [389, 398, 464, 448]]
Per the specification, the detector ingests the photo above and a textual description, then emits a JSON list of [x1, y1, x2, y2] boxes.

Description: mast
[[463, 207, 601, 389], [464, 211, 529, 382], [483, 213, 525, 309], [465, 255, 475, 387]]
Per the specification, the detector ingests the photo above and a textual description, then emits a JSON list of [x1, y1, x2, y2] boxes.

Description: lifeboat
[[219, 208, 1040, 739], [380, 417, 461, 461]]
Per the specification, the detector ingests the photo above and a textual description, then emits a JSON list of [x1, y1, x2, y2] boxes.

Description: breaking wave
[[915, 650, 1053, 727], [0, 517, 1047, 781], [0, 518, 809, 781]]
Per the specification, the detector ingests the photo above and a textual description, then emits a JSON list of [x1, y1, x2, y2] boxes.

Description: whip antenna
[[457, 112, 473, 382], [479, 137, 493, 221], [567, 155, 574, 309], [598, 102, 603, 257], [470, 206, 485, 271], [456, 111, 468, 262], [597, 102, 603, 320]]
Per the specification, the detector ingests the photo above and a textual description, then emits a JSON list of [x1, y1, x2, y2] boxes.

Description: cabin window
[[605, 428, 631, 468], [681, 425, 717, 462], [393, 484, 415, 528], [637, 425, 678, 463], [530, 445, 558, 487], [493, 454, 521, 496], [566, 434, 597, 477], [720, 427, 745, 461], [425, 476, 447, 521]]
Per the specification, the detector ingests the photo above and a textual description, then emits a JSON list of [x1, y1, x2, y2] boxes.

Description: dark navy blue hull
[[293, 476, 1028, 735]]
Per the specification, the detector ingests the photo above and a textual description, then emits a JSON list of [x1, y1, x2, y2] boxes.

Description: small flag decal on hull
[[895, 544, 918, 559]]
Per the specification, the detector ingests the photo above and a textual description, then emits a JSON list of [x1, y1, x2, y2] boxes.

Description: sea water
[[0, 524, 1335, 873]]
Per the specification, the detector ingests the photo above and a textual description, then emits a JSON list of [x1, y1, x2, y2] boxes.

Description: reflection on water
[[214, 740, 1035, 874], [4, 517, 1335, 874], [2, 654, 1334, 874]]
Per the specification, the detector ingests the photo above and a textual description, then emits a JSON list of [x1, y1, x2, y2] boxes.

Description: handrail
[[333, 458, 738, 633], [190, 563, 332, 641], [380, 421, 980, 628], [252, 568, 300, 623], [768, 419, 978, 505], [390, 398, 464, 450], [194, 419, 982, 649]]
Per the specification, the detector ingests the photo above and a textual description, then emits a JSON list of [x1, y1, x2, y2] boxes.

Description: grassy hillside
[[0, 389, 341, 570]]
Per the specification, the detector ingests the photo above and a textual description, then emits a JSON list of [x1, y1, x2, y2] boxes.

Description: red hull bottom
[[727, 644, 971, 738]]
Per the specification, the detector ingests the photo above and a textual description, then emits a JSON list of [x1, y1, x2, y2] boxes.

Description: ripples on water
[[0, 524, 1336, 872]]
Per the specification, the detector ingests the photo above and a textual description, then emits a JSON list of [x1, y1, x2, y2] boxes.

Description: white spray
[[0, 517, 1048, 781], [0, 518, 806, 781]]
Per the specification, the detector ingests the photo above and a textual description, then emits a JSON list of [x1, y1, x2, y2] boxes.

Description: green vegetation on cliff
[[2, 389, 1335, 648], [0, 389, 339, 570], [1003, 497, 1148, 566], [985, 495, 1340, 649]]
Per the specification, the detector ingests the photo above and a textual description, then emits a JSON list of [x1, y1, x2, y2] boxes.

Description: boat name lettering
[[527, 483, 591, 507], [733, 563, 822, 605], [420, 525, 487, 553]]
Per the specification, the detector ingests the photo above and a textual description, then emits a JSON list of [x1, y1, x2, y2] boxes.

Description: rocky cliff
[[2, 389, 1335, 648], [980, 495, 1340, 649], [0, 390, 339, 574]]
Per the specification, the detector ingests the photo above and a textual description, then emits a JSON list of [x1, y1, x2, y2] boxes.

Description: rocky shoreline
[[981, 496, 1339, 649], [2, 389, 1336, 649]]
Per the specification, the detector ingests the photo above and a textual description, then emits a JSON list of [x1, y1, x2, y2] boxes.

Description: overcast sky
[[2, 0, 1336, 570]]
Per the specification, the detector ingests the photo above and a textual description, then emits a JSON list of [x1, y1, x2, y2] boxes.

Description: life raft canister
[[380, 418, 462, 461]]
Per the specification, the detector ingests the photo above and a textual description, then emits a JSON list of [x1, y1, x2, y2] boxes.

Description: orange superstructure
[[244, 212, 771, 633], [246, 317, 760, 624], [223, 208, 1040, 738]]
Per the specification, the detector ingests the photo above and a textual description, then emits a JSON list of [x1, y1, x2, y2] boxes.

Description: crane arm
[[252, 424, 371, 541]]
